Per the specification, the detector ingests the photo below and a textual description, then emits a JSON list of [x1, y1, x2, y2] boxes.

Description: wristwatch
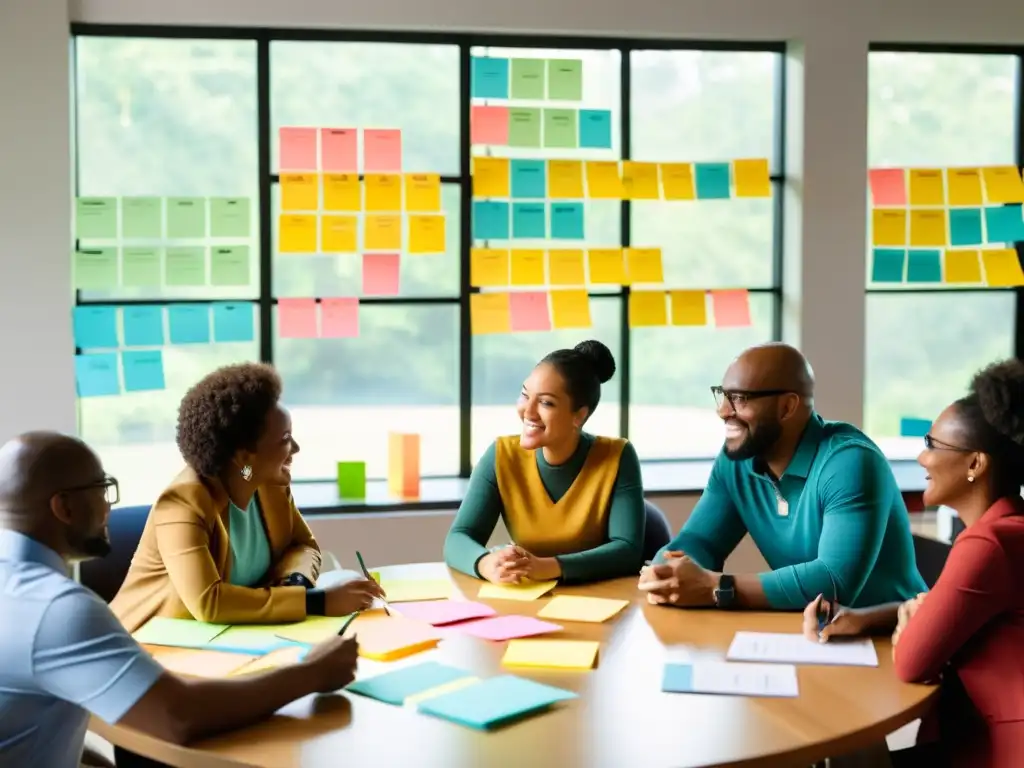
[[714, 574, 737, 609]]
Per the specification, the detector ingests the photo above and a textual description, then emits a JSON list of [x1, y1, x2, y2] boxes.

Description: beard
[[72, 528, 112, 560], [724, 418, 783, 461]]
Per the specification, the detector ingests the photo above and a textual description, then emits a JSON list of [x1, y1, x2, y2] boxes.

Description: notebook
[[417, 675, 576, 730]]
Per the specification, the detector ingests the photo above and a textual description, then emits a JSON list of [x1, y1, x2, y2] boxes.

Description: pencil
[[337, 612, 359, 636], [355, 550, 390, 616]]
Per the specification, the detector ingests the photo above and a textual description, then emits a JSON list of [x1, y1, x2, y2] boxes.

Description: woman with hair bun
[[444, 340, 645, 584]]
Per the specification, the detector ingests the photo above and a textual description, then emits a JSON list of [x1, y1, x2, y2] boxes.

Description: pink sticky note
[[320, 128, 358, 172], [363, 129, 402, 173], [868, 168, 907, 206], [471, 106, 510, 146], [452, 615, 562, 642], [320, 297, 359, 338], [394, 600, 497, 626], [278, 298, 318, 338], [279, 127, 318, 172], [509, 291, 551, 332], [362, 253, 400, 296], [711, 290, 752, 328]]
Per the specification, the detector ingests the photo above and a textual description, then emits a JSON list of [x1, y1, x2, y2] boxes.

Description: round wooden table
[[92, 563, 937, 768]]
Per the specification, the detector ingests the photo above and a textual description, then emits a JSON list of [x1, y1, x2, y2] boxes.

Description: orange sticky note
[[628, 291, 668, 327], [625, 247, 664, 284], [509, 291, 551, 332], [352, 615, 441, 662], [280, 173, 319, 211], [278, 127, 317, 172], [909, 210, 947, 247], [548, 249, 585, 285], [982, 248, 1024, 286], [586, 161, 623, 198], [670, 290, 708, 326], [320, 297, 359, 338], [362, 253, 400, 295], [908, 169, 945, 206], [588, 248, 625, 284], [550, 289, 591, 329], [364, 174, 403, 212], [946, 168, 983, 207], [278, 215, 317, 253], [323, 174, 362, 211], [321, 215, 358, 253], [408, 215, 446, 254], [473, 157, 511, 198], [320, 128, 358, 173], [471, 105, 509, 146], [363, 128, 402, 173], [388, 432, 420, 499], [511, 249, 545, 286], [471, 248, 509, 287], [471, 292, 511, 334], [711, 290, 752, 328], [234, 646, 307, 676], [278, 298, 318, 338], [733, 159, 771, 198], [868, 168, 907, 206], [621, 161, 660, 200], [405, 174, 441, 212], [872, 209, 907, 247], [944, 250, 982, 284], [548, 160, 585, 198], [982, 166, 1024, 204], [661, 163, 696, 201], [365, 215, 402, 250]]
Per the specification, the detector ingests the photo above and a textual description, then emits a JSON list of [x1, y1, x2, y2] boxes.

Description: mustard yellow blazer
[[110, 466, 321, 632]]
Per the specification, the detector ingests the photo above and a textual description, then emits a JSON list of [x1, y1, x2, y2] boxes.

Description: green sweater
[[444, 433, 646, 583]]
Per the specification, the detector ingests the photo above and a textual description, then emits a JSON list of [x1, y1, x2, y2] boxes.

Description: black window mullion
[[618, 48, 632, 441], [257, 34, 273, 364]]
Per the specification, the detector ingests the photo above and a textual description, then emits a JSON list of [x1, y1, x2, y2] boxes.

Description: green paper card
[[210, 197, 251, 238], [337, 461, 367, 499], [508, 108, 542, 148], [74, 248, 118, 290], [122, 247, 162, 287], [547, 59, 583, 101], [121, 197, 162, 238], [133, 617, 229, 648], [76, 197, 117, 240], [210, 245, 251, 286], [511, 59, 545, 99], [165, 246, 206, 286], [167, 197, 206, 239], [544, 109, 578, 149]]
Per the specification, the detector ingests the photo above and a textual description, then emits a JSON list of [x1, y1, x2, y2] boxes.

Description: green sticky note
[[122, 247, 162, 287], [511, 58, 546, 99], [337, 461, 367, 499], [133, 616, 229, 648], [544, 108, 578, 149], [210, 245, 251, 286], [76, 197, 117, 240], [74, 248, 118, 290], [165, 246, 206, 286], [508, 108, 542, 148], [121, 197, 162, 238], [166, 197, 207, 239], [547, 59, 583, 101], [210, 197, 251, 238]]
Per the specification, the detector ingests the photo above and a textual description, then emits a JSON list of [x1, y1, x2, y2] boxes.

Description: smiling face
[[717, 362, 797, 461], [516, 362, 585, 452], [241, 404, 300, 485], [918, 404, 984, 508]]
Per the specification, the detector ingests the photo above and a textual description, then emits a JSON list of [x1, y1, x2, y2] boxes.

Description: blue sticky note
[[661, 664, 695, 693], [871, 249, 905, 283], [122, 306, 165, 347], [984, 205, 1024, 244], [512, 203, 547, 239], [906, 249, 942, 283], [72, 306, 118, 349], [212, 303, 255, 343], [579, 109, 613, 149], [949, 208, 983, 246], [121, 350, 166, 392], [510, 160, 547, 198], [900, 417, 931, 438], [348, 662, 473, 706], [550, 202, 585, 240], [74, 353, 120, 397], [167, 305, 211, 344], [695, 163, 732, 200], [417, 675, 576, 731], [473, 201, 510, 240], [471, 57, 509, 99]]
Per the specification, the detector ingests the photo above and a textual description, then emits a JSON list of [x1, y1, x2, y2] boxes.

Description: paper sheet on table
[[453, 615, 562, 642], [379, 578, 453, 603], [352, 616, 443, 661], [394, 599, 496, 625], [477, 579, 557, 601], [232, 645, 307, 676], [726, 632, 879, 667], [537, 595, 629, 623], [133, 617, 228, 647], [273, 616, 351, 644], [662, 661, 799, 698], [417, 675, 576, 731], [149, 647, 257, 678], [205, 626, 296, 654], [347, 661, 474, 705], [502, 639, 599, 669]]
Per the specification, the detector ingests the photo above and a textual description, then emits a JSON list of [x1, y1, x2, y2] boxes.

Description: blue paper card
[[695, 163, 732, 200], [871, 249, 905, 283], [472, 201, 510, 241], [906, 249, 942, 283], [510, 160, 547, 199], [73, 306, 118, 349], [347, 662, 473, 706], [206, 629, 297, 656], [579, 109, 613, 149], [471, 57, 509, 99], [122, 306, 165, 347], [512, 203, 547, 239], [551, 202, 585, 240], [417, 675, 576, 731], [948, 208, 983, 246], [661, 664, 695, 692], [168, 305, 211, 344], [121, 350, 166, 392], [984, 205, 1024, 244], [212, 303, 255, 343], [74, 353, 120, 397], [900, 417, 931, 438]]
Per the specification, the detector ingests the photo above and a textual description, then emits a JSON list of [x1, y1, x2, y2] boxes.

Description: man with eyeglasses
[[639, 343, 926, 613]]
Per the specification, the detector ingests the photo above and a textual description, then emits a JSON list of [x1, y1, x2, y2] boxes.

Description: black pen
[[337, 612, 359, 636], [355, 550, 390, 616]]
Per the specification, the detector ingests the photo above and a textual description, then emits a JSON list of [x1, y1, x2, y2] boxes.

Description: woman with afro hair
[[111, 363, 382, 632]]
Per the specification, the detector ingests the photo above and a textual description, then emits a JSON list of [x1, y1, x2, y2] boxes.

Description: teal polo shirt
[[660, 413, 926, 609]]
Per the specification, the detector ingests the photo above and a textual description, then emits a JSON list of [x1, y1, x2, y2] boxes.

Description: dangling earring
[[240, 465, 253, 482], [967, 473, 975, 483]]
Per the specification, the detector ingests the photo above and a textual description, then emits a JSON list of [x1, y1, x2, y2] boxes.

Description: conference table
[[91, 563, 937, 768]]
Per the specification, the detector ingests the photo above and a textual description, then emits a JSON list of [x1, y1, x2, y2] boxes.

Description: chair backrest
[[79, 504, 150, 603], [643, 499, 673, 562], [912, 534, 952, 590]]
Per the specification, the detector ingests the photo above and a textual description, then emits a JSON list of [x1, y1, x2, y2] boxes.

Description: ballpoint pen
[[337, 612, 359, 636], [817, 572, 839, 634], [355, 550, 390, 616]]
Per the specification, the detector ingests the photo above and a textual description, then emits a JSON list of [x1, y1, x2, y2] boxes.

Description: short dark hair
[[539, 339, 616, 420], [176, 363, 283, 478], [955, 358, 1024, 490]]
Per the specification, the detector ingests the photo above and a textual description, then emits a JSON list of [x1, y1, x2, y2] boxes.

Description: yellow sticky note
[[549, 290, 591, 329], [944, 250, 982, 284], [628, 291, 668, 327], [661, 163, 695, 200], [511, 249, 545, 286], [405, 174, 441, 212], [733, 159, 771, 198], [908, 168, 945, 206], [982, 166, 1024, 204], [471, 248, 509, 287], [946, 168, 983, 207], [408, 215, 446, 254], [548, 160, 584, 198], [548, 249, 585, 285], [586, 161, 623, 198], [478, 579, 557, 601], [471, 292, 511, 335], [588, 248, 625, 285], [365, 215, 402, 250], [909, 209, 947, 247], [364, 174, 403, 212], [982, 248, 1024, 286], [536, 595, 629, 623], [352, 617, 442, 662], [404, 677, 481, 706], [273, 616, 352, 644], [502, 639, 600, 670], [280, 173, 319, 211], [473, 157, 510, 198], [872, 209, 907, 247], [321, 215, 358, 253], [625, 247, 664, 284], [378, 579, 453, 603], [670, 290, 708, 326], [278, 214, 317, 253], [621, 161, 660, 200], [323, 173, 361, 211]]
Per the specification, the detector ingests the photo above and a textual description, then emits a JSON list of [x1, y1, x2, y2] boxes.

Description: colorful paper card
[[661, 163, 696, 201], [868, 168, 907, 206], [408, 215, 446, 254], [908, 168, 945, 206], [548, 160, 585, 198], [204, 626, 295, 655], [909, 210, 947, 247], [622, 162, 660, 200], [547, 59, 583, 101], [982, 166, 1024, 204], [337, 460, 367, 499], [378, 578, 453, 603], [477, 579, 557, 602], [278, 215, 318, 253], [363, 129, 402, 173], [122, 350, 165, 392], [74, 353, 120, 397], [511, 249, 545, 285], [585, 161, 622, 198], [982, 248, 1024, 286], [550, 203, 585, 239], [279, 126, 318, 171], [395, 600, 496, 626], [694, 163, 731, 200], [471, 248, 509, 287], [588, 249, 625, 285], [662, 661, 798, 698], [365, 215, 402, 251], [629, 291, 668, 327], [320, 128, 358, 173], [512, 203, 546, 239], [626, 247, 664, 284], [73, 306, 118, 349], [388, 431, 420, 499], [166, 197, 206, 239], [511, 58, 545, 99], [347, 662, 474, 706], [906, 249, 942, 283], [123, 306, 165, 347], [278, 298, 318, 338], [670, 290, 708, 326], [121, 247, 161, 287], [233, 646, 307, 676], [471, 292, 511, 334], [510, 160, 546, 199], [272, 616, 350, 644], [133, 617, 228, 647], [280, 173, 319, 211], [949, 208, 984, 246], [321, 215, 358, 253], [164, 246, 206, 287], [76, 197, 118, 240], [984, 205, 1024, 243], [209, 197, 251, 238], [733, 159, 771, 198], [472, 157, 510, 198], [210, 246, 251, 286], [121, 197, 162, 239], [544, 109, 578, 149], [549, 249, 586, 285], [471, 105, 510, 146], [74, 248, 118, 290], [212, 303, 254, 343], [364, 174, 403, 212], [416, 675, 576, 731], [711, 290, 752, 328], [872, 209, 907, 247], [944, 249, 982, 284], [454, 615, 562, 642], [471, 56, 509, 99], [899, 417, 931, 438], [354, 616, 442, 661], [473, 201, 511, 240], [579, 109, 612, 149], [323, 174, 362, 212], [549, 289, 592, 329], [405, 174, 442, 212], [509, 291, 552, 332], [149, 647, 257, 679], [167, 305, 210, 344], [947, 168, 983, 207], [871, 249, 906, 283], [502, 639, 600, 670], [362, 253, 400, 296], [321, 297, 359, 338], [508, 108, 542, 148], [404, 677, 482, 706]]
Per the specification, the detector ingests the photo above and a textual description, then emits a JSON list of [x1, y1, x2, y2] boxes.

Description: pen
[[817, 572, 839, 634], [337, 612, 359, 636], [355, 550, 390, 616]]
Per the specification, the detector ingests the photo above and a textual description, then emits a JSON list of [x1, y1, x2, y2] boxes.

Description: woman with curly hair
[[111, 363, 382, 632]]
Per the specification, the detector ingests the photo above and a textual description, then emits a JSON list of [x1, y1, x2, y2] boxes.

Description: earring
[[968, 474, 975, 483], [240, 465, 253, 482]]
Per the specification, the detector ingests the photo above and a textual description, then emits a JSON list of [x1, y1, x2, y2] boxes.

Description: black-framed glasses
[[923, 434, 972, 453], [710, 386, 794, 410], [60, 475, 119, 505]]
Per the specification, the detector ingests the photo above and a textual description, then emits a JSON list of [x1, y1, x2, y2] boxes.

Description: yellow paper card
[[280, 173, 319, 211], [365, 215, 402, 250], [586, 161, 623, 198], [588, 248, 625, 284], [549, 290, 592, 329], [661, 163, 696, 200], [404, 677, 481, 707], [871, 209, 907, 247], [621, 161, 660, 200], [982, 166, 1024, 204], [473, 157, 510, 198], [511, 249, 545, 286], [408, 215, 446, 254], [537, 595, 629, 623], [909, 209, 947, 247], [471, 248, 509, 287], [908, 168, 945, 206], [321, 215, 358, 253], [628, 291, 668, 327], [982, 248, 1024, 286], [733, 159, 771, 198], [946, 168, 983, 206], [625, 247, 664, 284], [470, 292, 511, 335], [405, 173, 441, 212], [278, 215, 317, 253], [548, 249, 586, 285], [477, 579, 557, 601], [352, 617, 442, 662], [364, 174, 403, 212], [502, 639, 600, 670], [670, 290, 708, 326], [323, 173, 361, 211], [378, 579, 454, 603], [944, 249, 982, 284], [548, 160, 584, 198]]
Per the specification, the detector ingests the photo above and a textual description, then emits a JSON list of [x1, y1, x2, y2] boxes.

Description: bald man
[[0, 432, 361, 768], [639, 344, 926, 611]]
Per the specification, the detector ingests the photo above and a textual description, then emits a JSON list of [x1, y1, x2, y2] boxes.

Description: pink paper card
[[711, 290, 752, 328], [320, 128, 358, 172], [394, 600, 497, 626], [320, 297, 359, 338], [362, 253, 400, 296], [868, 168, 907, 206], [363, 129, 402, 173], [509, 291, 551, 331], [452, 615, 562, 642], [471, 106, 510, 146], [279, 127, 318, 172], [278, 298, 318, 338]]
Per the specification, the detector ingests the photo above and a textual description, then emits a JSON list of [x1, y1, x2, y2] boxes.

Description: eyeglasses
[[60, 475, 120, 505], [923, 434, 972, 453], [711, 386, 794, 410]]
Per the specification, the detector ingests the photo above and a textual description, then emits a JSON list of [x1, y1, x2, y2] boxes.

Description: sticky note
[[76, 197, 117, 239], [694, 163, 731, 200], [909, 210, 947, 247], [508, 108, 542, 148], [548, 160, 584, 198], [734, 159, 771, 198], [364, 174, 402, 212], [622, 162, 660, 200], [949, 208, 983, 246], [544, 108, 578, 149], [210, 246, 250, 286], [121, 247, 161, 287], [872, 209, 907, 247], [661, 163, 696, 201], [321, 215, 358, 253], [550, 203, 585, 240], [511, 58, 545, 99], [470, 292, 511, 334], [547, 59, 583, 100], [280, 173, 319, 211], [272, 616, 351, 644], [549, 249, 585, 285], [123, 306, 165, 347], [337, 460, 367, 499], [75, 248, 118, 290], [321, 297, 359, 338], [511, 249, 545, 285], [278, 298, 318, 338], [628, 291, 668, 327], [868, 168, 907, 206], [355, 616, 442, 662], [908, 168, 945, 206], [537, 595, 628, 624], [74, 353, 119, 397], [454, 615, 562, 642], [348, 662, 474, 706], [278, 215, 317, 253], [167, 305, 210, 344], [588, 249, 625, 285], [395, 600, 496, 626], [378, 578, 453, 603], [408, 215, 446, 254], [121, 197, 162, 238], [151, 647, 259, 679], [511, 160, 546, 199], [871, 249, 906, 283], [209, 197, 251, 238], [122, 350, 166, 392], [478, 579, 557, 602], [278, 126, 317, 171], [626, 247, 664, 284], [509, 291, 551, 332], [205, 627, 295, 656], [946, 168, 983, 206], [471, 56, 509, 99], [670, 290, 708, 326], [982, 248, 1024, 286], [364, 215, 402, 250], [212, 303, 254, 343], [984, 205, 1024, 243], [907, 249, 942, 283], [586, 161, 622, 198], [471, 105, 509, 146], [73, 306, 118, 349], [133, 617, 228, 647], [550, 289, 592, 329], [471, 248, 509, 287], [579, 109, 612, 149], [473, 201, 510, 240], [320, 128, 358, 172], [472, 157, 510, 198], [711, 290, 752, 328], [164, 246, 206, 286], [362, 253, 400, 296], [166, 197, 206, 239], [233, 646, 306, 676], [944, 250, 982, 284], [388, 431, 420, 499], [323, 174, 361, 211], [363, 129, 402, 173], [416, 675, 576, 731], [503, 639, 600, 670], [405, 174, 441, 212], [899, 418, 931, 438], [982, 166, 1024, 204]]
